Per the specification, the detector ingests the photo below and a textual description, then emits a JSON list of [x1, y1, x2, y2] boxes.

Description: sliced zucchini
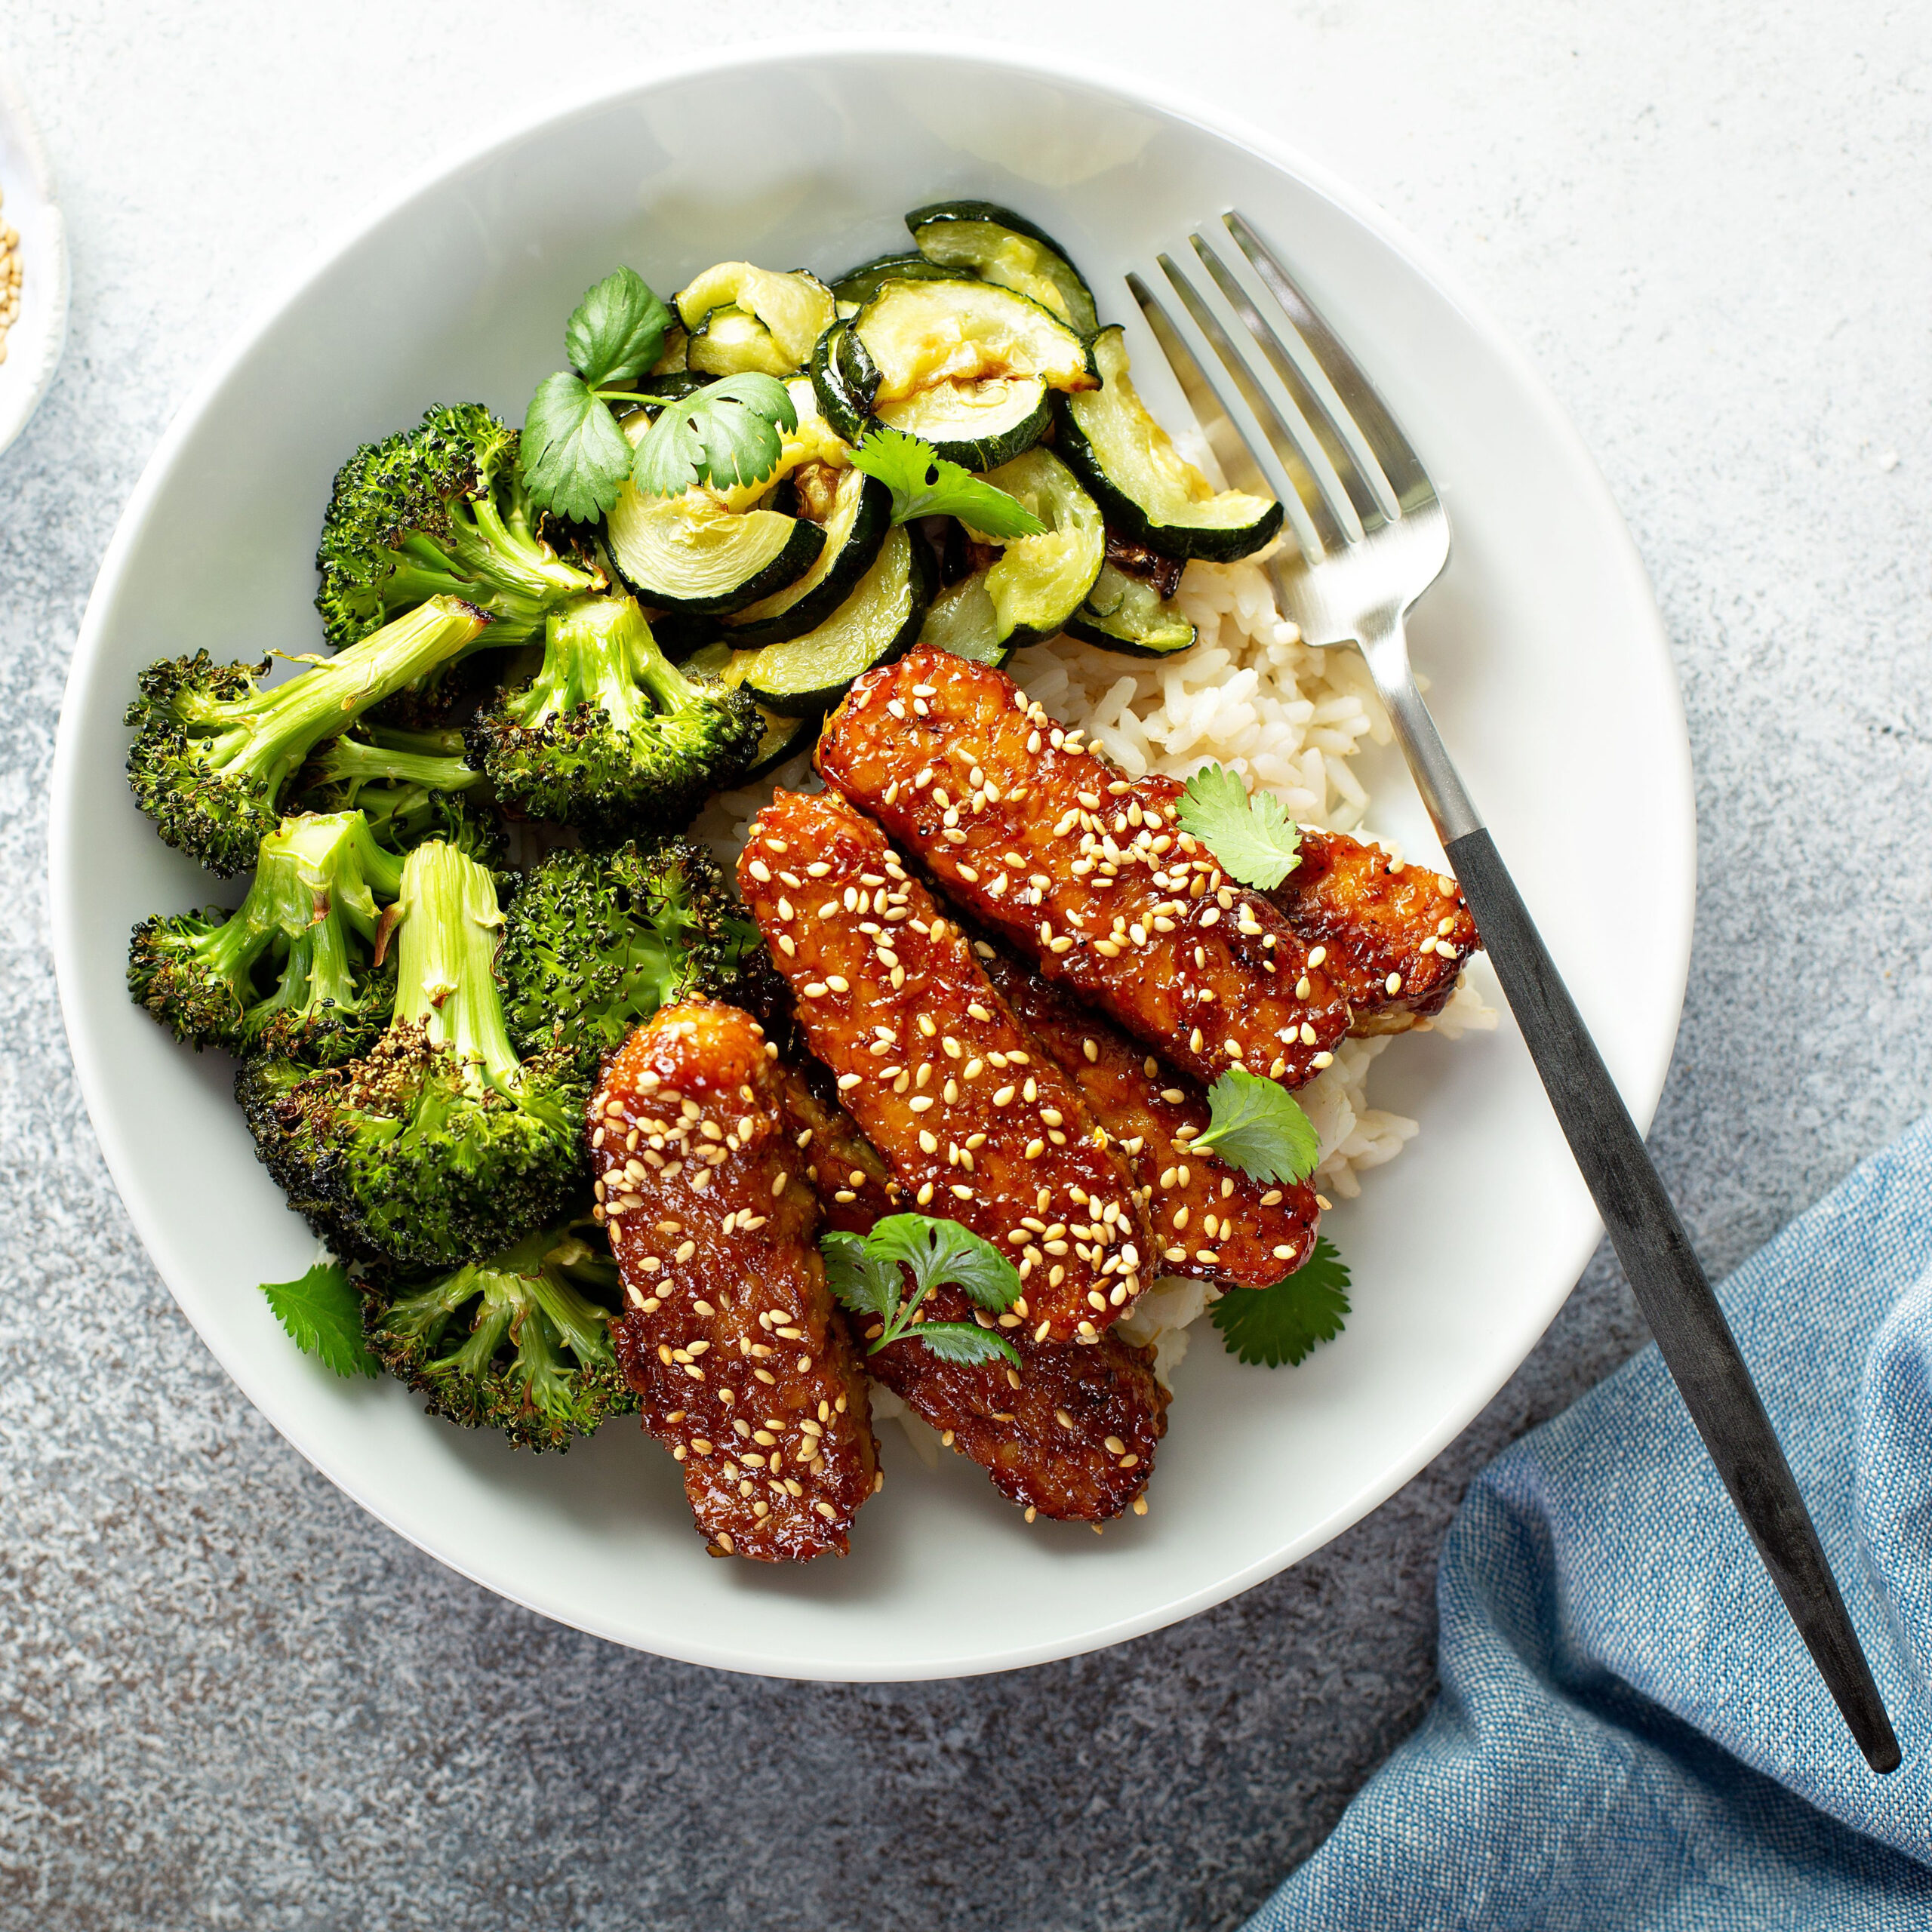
[[811, 323, 872, 445], [675, 263, 834, 374], [905, 200, 1098, 337], [636, 370, 713, 402], [835, 318, 1050, 471], [607, 486, 823, 616], [851, 276, 1095, 404], [741, 525, 935, 716], [687, 303, 794, 378], [873, 371, 1050, 471], [1063, 562, 1198, 657], [974, 448, 1104, 648], [682, 641, 817, 777], [921, 448, 1105, 664], [721, 467, 891, 649], [919, 573, 1008, 666], [1054, 326, 1284, 562], [831, 252, 956, 306]]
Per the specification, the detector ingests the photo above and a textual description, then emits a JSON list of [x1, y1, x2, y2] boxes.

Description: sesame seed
[[1307, 945, 1327, 968]]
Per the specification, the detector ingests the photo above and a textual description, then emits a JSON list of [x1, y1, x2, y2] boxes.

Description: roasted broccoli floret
[[361, 1217, 635, 1450], [463, 592, 762, 832], [236, 839, 584, 1269], [495, 838, 764, 1076], [128, 809, 402, 1061], [125, 595, 493, 876], [292, 724, 502, 861], [316, 403, 598, 652]]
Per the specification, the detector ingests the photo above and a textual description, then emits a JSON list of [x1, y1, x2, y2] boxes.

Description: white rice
[[691, 551, 1496, 1386]]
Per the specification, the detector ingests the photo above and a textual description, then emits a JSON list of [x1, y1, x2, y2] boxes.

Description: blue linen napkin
[[1249, 1115, 1932, 1930]]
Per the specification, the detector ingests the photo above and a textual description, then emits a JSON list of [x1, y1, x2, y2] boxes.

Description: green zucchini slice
[[873, 371, 1050, 472], [721, 467, 892, 648], [834, 314, 1050, 471], [905, 200, 1098, 337], [682, 641, 817, 778], [831, 252, 957, 306], [687, 303, 794, 379], [811, 323, 873, 446], [1054, 326, 1284, 562], [851, 276, 1095, 405], [920, 448, 1105, 665], [975, 448, 1105, 648], [1063, 562, 1198, 657], [675, 263, 835, 374], [919, 573, 1008, 667], [606, 485, 824, 616], [741, 525, 935, 716]]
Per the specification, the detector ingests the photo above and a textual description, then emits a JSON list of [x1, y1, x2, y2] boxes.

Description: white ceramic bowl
[[50, 43, 1693, 1681]]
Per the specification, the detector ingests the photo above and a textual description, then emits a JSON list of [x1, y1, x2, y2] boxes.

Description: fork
[[1133, 211, 1900, 1774]]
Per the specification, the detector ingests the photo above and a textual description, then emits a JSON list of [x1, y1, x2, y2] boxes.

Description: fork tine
[[1186, 229, 1389, 535], [1223, 211, 1437, 512], [1130, 268, 1345, 565]]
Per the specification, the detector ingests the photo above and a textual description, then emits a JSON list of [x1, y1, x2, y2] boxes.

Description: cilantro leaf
[[521, 371, 635, 521], [259, 1262, 380, 1380], [863, 1213, 1021, 1312], [821, 1229, 903, 1325], [820, 1213, 1022, 1364], [632, 373, 798, 497], [564, 267, 672, 387], [1192, 1068, 1321, 1184], [850, 427, 1047, 540], [911, 1322, 1023, 1367], [1211, 1236, 1351, 1367], [1174, 763, 1302, 890]]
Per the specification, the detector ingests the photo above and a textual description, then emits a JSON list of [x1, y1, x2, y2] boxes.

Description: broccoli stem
[[303, 731, 480, 798], [507, 592, 660, 737], [392, 841, 522, 1095], [198, 597, 491, 792]]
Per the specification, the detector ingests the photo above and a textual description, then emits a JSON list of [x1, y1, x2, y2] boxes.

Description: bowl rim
[[48, 34, 1692, 1678]]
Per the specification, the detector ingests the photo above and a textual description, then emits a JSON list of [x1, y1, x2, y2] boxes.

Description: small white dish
[[49, 42, 1694, 1681], [0, 57, 67, 458]]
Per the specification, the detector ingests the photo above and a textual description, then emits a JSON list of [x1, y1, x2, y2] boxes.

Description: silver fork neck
[[1356, 612, 1485, 846]]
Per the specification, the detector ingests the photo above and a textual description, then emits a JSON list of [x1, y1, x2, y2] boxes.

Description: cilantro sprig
[[822, 1212, 1023, 1366], [632, 373, 798, 498], [850, 426, 1047, 540], [259, 1261, 380, 1380], [1211, 1235, 1351, 1367], [1174, 762, 1302, 890], [1194, 1068, 1321, 1185], [521, 267, 675, 521]]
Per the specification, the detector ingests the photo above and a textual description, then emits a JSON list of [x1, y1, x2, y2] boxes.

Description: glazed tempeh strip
[[814, 646, 1351, 1088], [1270, 826, 1481, 1036], [738, 787, 1152, 1343], [592, 1001, 878, 1561], [978, 946, 1319, 1290]]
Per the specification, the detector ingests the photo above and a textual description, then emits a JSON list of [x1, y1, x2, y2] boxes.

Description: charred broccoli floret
[[496, 838, 764, 1076], [315, 403, 597, 652], [361, 1217, 636, 1451], [125, 595, 493, 876], [128, 809, 402, 1061], [236, 839, 584, 1269], [463, 592, 762, 832], [292, 724, 502, 861]]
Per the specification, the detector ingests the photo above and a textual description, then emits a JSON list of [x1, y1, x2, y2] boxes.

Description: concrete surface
[[2, 5, 1928, 1927]]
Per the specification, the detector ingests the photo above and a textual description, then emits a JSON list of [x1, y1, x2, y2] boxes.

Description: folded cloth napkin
[[1249, 1115, 1932, 1931]]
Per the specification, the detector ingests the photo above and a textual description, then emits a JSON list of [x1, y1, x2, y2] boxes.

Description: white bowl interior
[[51, 47, 1691, 1679]]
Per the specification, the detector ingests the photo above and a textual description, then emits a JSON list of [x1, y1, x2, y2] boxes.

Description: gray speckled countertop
[[4, 6, 1928, 1927]]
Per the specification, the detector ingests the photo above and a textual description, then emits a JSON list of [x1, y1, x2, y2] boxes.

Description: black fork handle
[[1444, 827, 1899, 1773]]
